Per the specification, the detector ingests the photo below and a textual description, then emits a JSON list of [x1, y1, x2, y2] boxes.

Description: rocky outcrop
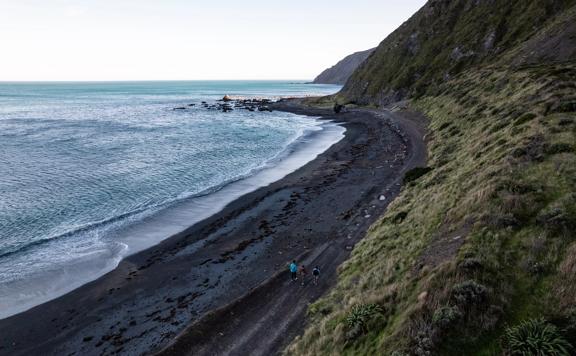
[[312, 48, 375, 85], [193, 98, 274, 113]]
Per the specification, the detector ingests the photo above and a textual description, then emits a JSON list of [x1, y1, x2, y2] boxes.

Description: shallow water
[[0, 81, 342, 318]]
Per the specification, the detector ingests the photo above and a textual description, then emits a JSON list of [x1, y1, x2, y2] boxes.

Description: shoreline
[[0, 116, 345, 320], [0, 100, 427, 356]]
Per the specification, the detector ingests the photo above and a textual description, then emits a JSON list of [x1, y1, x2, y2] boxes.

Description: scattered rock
[[417, 291, 428, 303]]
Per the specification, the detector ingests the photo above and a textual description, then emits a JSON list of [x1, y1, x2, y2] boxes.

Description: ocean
[[0, 81, 343, 318]]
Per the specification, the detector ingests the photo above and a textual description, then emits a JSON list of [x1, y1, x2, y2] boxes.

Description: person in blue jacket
[[289, 260, 298, 281]]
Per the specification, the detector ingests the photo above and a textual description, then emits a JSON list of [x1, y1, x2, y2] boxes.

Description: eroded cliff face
[[338, 0, 576, 106], [312, 48, 375, 85]]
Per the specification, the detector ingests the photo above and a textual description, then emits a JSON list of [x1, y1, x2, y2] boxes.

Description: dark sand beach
[[0, 100, 427, 356]]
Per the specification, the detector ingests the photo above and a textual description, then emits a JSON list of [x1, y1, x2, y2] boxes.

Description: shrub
[[503, 318, 572, 356], [563, 309, 576, 346], [551, 101, 576, 114], [537, 196, 576, 233], [558, 118, 574, 127], [393, 211, 409, 223], [544, 143, 574, 155], [432, 306, 462, 329], [403, 167, 433, 184], [451, 280, 487, 307], [459, 257, 483, 271], [345, 303, 383, 337]]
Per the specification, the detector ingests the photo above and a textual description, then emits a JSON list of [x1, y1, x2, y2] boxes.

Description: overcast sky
[[0, 0, 426, 81]]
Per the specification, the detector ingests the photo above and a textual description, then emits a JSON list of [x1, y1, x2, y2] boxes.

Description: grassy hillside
[[338, 0, 576, 106], [288, 1, 576, 355]]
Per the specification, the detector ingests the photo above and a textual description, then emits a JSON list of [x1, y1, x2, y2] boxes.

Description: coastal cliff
[[338, 0, 576, 105], [290, 0, 576, 354], [312, 48, 375, 85]]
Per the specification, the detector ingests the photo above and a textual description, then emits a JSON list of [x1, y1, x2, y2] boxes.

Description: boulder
[[333, 103, 345, 114]]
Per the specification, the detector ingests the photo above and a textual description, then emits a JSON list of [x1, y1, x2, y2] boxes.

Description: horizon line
[[0, 79, 325, 83]]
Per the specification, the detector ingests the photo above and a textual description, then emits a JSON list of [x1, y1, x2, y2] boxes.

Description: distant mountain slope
[[312, 48, 375, 85], [339, 0, 576, 105]]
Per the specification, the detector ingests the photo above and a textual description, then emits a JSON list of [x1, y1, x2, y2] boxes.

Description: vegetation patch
[[285, 62, 576, 356], [513, 113, 537, 126], [502, 318, 572, 355], [432, 306, 462, 329], [403, 167, 433, 184], [285, 1, 576, 354], [345, 304, 384, 340]]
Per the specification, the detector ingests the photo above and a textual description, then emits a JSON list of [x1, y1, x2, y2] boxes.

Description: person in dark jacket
[[312, 266, 320, 285]]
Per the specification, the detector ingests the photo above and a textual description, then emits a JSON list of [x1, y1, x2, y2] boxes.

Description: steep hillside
[[312, 48, 375, 85], [338, 0, 576, 105], [288, 1, 576, 355]]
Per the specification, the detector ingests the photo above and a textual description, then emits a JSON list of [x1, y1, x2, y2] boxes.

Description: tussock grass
[[503, 318, 572, 355], [285, 63, 576, 355]]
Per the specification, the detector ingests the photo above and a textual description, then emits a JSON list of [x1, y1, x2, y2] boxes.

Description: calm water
[[0, 81, 342, 318]]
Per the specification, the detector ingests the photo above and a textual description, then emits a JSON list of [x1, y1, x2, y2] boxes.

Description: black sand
[[0, 101, 427, 356]]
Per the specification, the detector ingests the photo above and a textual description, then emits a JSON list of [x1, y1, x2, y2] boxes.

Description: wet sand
[[0, 100, 427, 356]]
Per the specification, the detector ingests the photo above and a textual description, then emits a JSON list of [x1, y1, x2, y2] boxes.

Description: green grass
[[285, 1, 576, 353], [338, 0, 576, 106], [503, 318, 572, 355], [285, 63, 576, 355]]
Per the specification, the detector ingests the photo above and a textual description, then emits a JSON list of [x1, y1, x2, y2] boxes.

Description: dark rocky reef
[[174, 97, 274, 113]]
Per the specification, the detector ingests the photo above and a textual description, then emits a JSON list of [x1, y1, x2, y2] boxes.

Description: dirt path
[[157, 105, 428, 356]]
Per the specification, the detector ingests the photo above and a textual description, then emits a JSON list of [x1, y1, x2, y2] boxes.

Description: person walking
[[299, 264, 308, 286], [289, 260, 298, 281], [312, 266, 320, 285]]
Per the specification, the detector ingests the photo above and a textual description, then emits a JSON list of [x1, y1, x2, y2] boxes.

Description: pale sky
[[0, 0, 426, 81]]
